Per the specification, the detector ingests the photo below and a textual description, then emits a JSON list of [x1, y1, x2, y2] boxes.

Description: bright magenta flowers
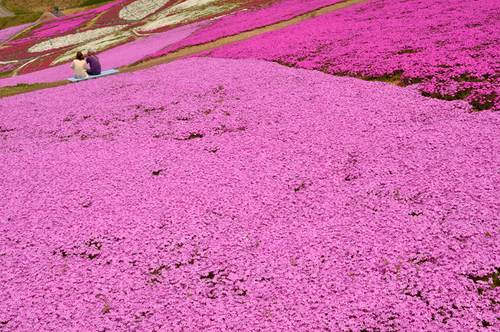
[[0, 57, 499, 330]]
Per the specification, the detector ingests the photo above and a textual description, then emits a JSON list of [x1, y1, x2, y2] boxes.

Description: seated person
[[86, 48, 101, 76], [71, 52, 88, 79]]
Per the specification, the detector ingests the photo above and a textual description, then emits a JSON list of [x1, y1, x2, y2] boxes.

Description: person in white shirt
[[71, 52, 88, 79]]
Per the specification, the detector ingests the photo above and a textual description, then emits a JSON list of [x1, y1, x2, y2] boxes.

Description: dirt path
[[0, 0, 15, 17], [51, 11, 66, 17]]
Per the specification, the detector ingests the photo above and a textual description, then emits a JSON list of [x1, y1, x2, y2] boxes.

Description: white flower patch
[[28, 25, 127, 53], [51, 31, 133, 65], [0, 60, 19, 64], [169, 0, 222, 11], [119, 0, 173, 20], [137, 2, 238, 32]]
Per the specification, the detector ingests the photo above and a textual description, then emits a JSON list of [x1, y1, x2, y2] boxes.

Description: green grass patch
[[2, 0, 116, 14], [0, 12, 42, 30], [0, 81, 70, 99], [0, 69, 17, 79], [78, 0, 116, 7], [468, 268, 500, 295]]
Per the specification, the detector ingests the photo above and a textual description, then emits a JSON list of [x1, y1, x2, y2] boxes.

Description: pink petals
[[146, 0, 344, 59], [204, 0, 500, 111], [0, 57, 499, 330]]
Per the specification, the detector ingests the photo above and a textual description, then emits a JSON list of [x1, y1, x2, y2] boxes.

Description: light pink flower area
[[0, 23, 34, 44], [203, 0, 500, 110], [99, 21, 207, 68], [1, 57, 499, 330], [147, 0, 344, 60], [0, 22, 203, 88]]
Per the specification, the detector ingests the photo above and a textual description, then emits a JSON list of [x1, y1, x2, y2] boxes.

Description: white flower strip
[[119, 0, 222, 21], [0, 60, 19, 64], [137, 3, 238, 32], [51, 31, 132, 65], [28, 25, 127, 53], [168, 0, 221, 11], [119, 0, 172, 20]]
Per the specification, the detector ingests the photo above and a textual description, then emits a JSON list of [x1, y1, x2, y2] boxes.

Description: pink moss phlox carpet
[[1, 57, 499, 330]]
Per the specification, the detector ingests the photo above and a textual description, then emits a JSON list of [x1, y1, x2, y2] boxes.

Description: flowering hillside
[[1, 0, 500, 329], [202, 0, 500, 111], [0, 21, 205, 88], [0, 0, 344, 81], [146, 0, 346, 59], [0, 2, 127, 61], [1, 57, 499, 330]]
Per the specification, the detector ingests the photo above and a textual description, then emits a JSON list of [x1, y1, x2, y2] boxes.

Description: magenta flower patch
[[202, 0, 500, 110], [0, 57, 499, 330], [13, 13, 95, 44], [146, 0, 344, 59]]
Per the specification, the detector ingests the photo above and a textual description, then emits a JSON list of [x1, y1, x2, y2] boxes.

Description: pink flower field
[[7, 13, 95, 46], [202, 0, 500, 111], [146, 0, 345, 59], [1, 0, 500, 330], [0, 0, 346, 81], [1, 57, 500, 330], [0, 22, 205, 88]]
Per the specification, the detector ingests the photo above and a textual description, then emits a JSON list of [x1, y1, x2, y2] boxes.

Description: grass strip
[[0, 81, 70, 98], [0, 12, 42, 30], [79, 0, 117, 7]]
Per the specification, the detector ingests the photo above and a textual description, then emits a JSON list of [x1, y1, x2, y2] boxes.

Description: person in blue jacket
[[85, 48, 101, 76]]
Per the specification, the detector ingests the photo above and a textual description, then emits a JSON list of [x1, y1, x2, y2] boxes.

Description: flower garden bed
[[1, 0, 346, 71], [94, 0, 140, 25], [1, 0, 130, 61], [95, 21, 205, 68], [0, 57, 499, 330], [0, 39, 45, 61], [0, 23, 34, 45], [118, 0, 180, 21], [16, 33, 140, 77], [1, 22, 131, 62], [27, 24, 128, 53], [6, 12, 101, 47], [0, 63, 16, 73], [27, 13, 97, 41], [0, 21, 203, 87], [16, 50, 69, 76], [200, 0, 500, 110], [145, 0, 344, 59], [135, 0, 277, 34], [51, 30, 135, 65]]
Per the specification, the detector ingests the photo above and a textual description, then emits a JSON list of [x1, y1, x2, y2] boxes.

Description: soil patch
[[37, 11, 57, 22]]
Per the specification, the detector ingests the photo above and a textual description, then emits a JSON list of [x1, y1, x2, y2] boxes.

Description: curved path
[[0, 0, 15, 17]]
